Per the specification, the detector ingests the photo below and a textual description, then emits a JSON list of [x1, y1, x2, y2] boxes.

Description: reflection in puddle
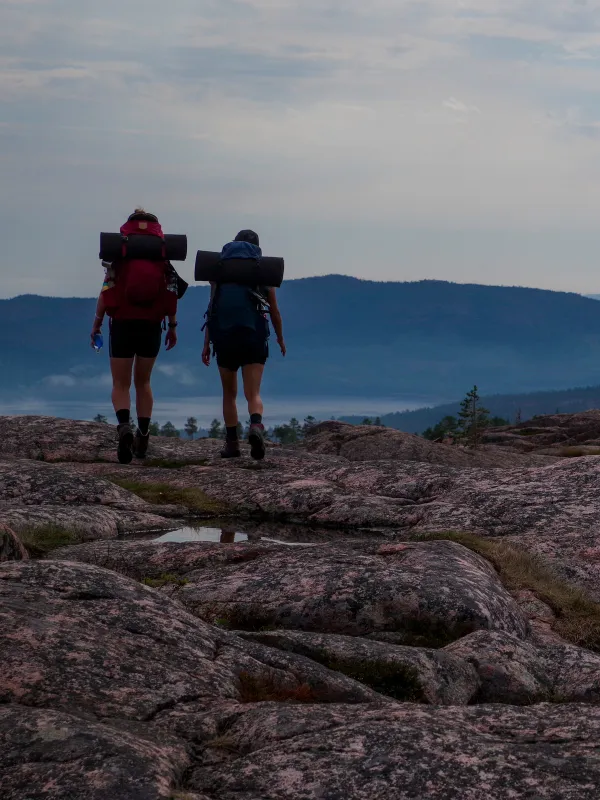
[[153, 526, 318, 546], [144, 520, 380, 547], [155, 527, 248, 544]]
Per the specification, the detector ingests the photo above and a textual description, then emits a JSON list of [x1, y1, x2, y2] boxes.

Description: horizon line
[[1, 274, 598, 302]]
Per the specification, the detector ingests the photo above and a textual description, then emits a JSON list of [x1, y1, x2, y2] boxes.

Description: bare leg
[[242, 363, 265, 418], [243, 363, 266, 460], [133, 356, 157, 419], [111, 357, 135, 464], [110, 357, 134, 413], [218, 367, 239, 428]]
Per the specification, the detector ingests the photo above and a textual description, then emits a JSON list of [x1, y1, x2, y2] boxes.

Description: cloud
[[156, 364, 198, 386], [44, 374, 77, 388], [43, 373, 112, 389], [3, 0, 600, 294]]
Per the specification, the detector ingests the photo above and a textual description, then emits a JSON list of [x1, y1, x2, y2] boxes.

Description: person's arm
[[165, 312, 178, 351], [90, 292, 106, 347], [202, 283, 216, 366], [267, 288, 286, 356]]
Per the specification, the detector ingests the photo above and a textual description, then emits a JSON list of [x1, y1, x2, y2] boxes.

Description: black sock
[[138, 417, 150, 436], [250, 413, 263, 425], [226, 426, 238, 442], [116, 409, 130, 425]]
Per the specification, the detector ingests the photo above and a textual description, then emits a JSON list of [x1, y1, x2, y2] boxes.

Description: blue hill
[[3, 276, 600, 402]]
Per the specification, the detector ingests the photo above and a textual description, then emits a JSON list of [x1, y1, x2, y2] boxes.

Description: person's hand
[[165, 328, 178, 351], [277, 337, 287, 357], [202, 343, 211, 366], [90, 320, 102, 349]]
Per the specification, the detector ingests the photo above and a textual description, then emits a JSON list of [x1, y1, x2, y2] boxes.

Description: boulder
[[0, 559, 390, 799], [0, 459, 174, 541], [482, 410, 600, 450], [0, 414, 223, 463], [446, 629, 600, 704], [64, 424, 600, 598], [304, 420, 555, 467], [0, 524, 28, 562], [53, 539, 528, 641], [0, 705, 189, 800], [4, 554, 600, 798], [0, 560, 384, 720], [237, 629, 480, 704], [188, 702, 600, 799], [512, 589, 562, 645]]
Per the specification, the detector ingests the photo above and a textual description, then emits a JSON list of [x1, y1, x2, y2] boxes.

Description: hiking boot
[[117, 423, 134, 465], [221, 440, 241, 459], [133, 430, 150, 459], [248, 423, 266, 461]]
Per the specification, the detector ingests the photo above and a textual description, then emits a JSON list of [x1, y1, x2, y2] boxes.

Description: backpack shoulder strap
[[248, 285, 271, 314]]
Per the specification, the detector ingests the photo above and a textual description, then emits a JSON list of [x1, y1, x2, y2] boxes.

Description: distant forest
[[340, 385, 600, 434]]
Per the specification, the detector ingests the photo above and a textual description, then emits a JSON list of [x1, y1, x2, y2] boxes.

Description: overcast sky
[[3, 0, 600, 297]]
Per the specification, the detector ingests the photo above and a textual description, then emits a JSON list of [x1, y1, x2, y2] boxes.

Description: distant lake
[[0, 395, 436, 428]]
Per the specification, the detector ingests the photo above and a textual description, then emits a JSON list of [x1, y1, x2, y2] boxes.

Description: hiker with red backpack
[[202, 230, 286, 460], [90, 209, 183, 464]]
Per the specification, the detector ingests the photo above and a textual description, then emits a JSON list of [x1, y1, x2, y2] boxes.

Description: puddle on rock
[[127, 519, 388, 547], [153, 525, 317, 546], [155, 526, 249, 544]]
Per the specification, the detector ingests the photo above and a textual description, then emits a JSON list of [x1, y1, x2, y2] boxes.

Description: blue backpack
[[205, 241, 270, 345]]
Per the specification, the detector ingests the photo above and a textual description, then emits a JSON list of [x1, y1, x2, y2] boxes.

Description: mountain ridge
[[3, 276, 600, 402]]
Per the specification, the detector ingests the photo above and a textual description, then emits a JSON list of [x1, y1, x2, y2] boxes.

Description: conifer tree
[[209, 419, 223, 439], [161, 421, 180, 438], [456, 385, 490, 448], [303, 415, 317, 436], [184, 417, 199, 440], [422, 415, 459, 441]]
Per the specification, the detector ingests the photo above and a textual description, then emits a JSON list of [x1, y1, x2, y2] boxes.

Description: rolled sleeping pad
[[99, 233, 188, 262], [194, 251, 284, 287]]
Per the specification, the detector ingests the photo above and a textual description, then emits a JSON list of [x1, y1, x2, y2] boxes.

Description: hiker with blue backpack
[[202, 230, 286, 460]]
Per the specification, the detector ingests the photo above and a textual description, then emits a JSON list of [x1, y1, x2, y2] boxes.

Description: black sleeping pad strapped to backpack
[[195, 250, 284, 287], [100, 233, 188, 262]]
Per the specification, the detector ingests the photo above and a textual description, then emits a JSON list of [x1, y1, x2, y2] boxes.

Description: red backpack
[[103, 219, 177, 322]]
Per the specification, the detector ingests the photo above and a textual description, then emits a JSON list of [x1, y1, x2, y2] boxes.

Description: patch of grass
[[211, 603, 467, 646], [238, 671, 321, 704], [558, 447, 600, 458], [388, 615, 477, 649], [18, 525, 79, 558], [203, 602, 278, 632], [419, 531, 600, 653], [142, 573, 189, 589], [170, 794, 203, 800], [322, 657, 424, 702], [144, 458, 209, 469], [109, 478, 230, 515], [204, 734, 241, 753]]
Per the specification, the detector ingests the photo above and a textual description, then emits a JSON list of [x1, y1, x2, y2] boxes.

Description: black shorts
[[109, 319, 162, 359], [215, 330, 268, 372]]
